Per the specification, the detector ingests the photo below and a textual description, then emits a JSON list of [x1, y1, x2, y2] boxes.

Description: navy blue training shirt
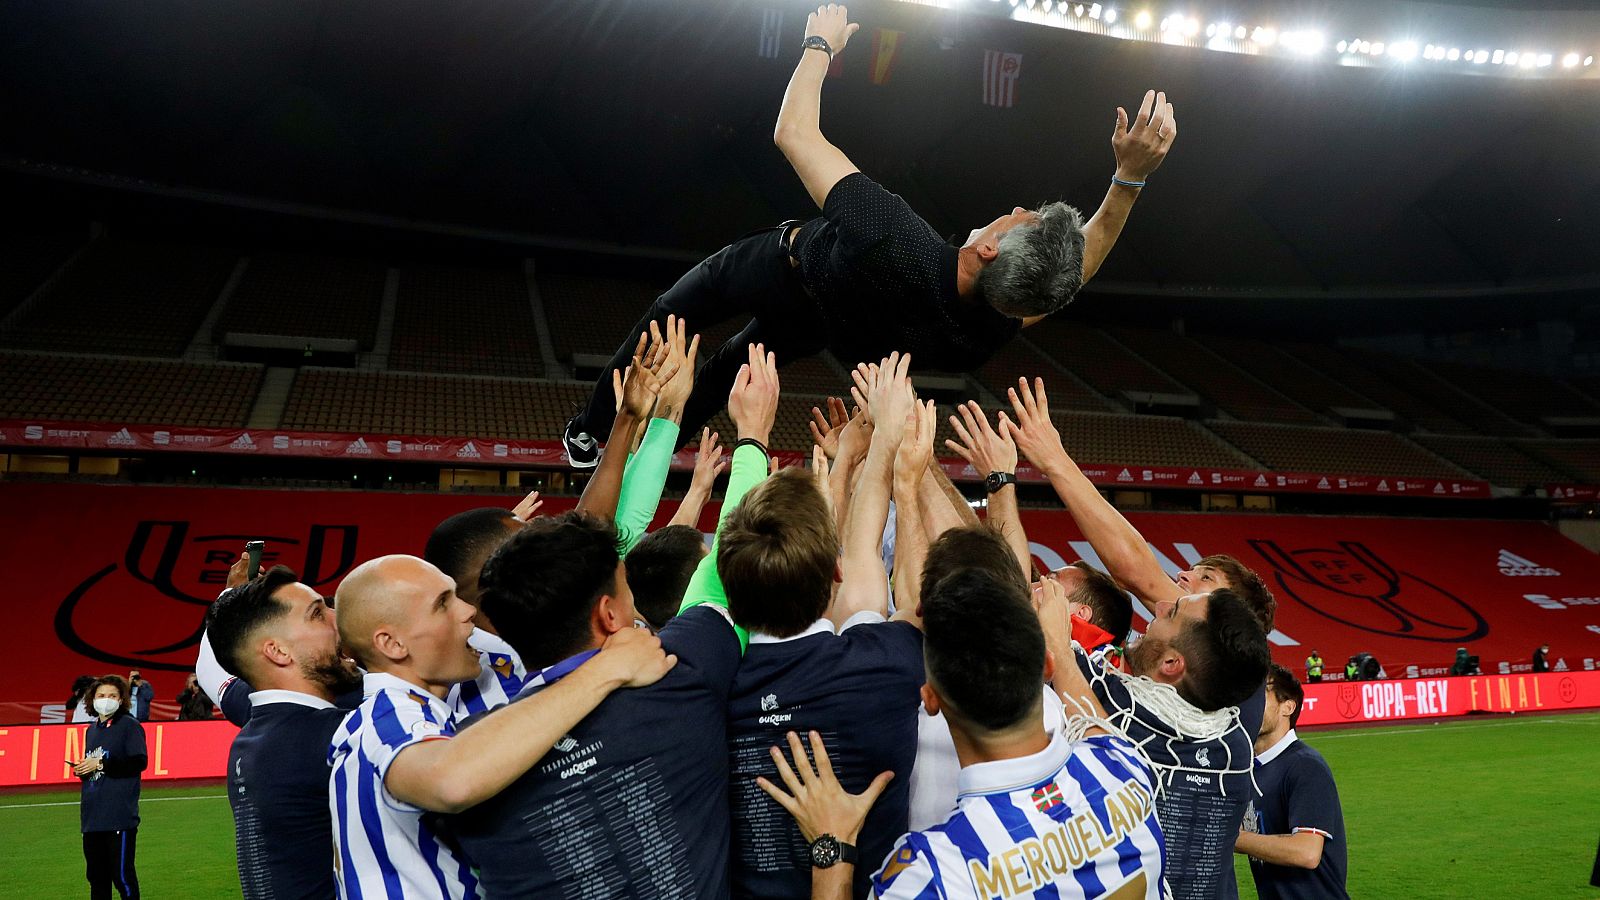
[[448, 605, 743, 899], [1244, 735, 1350, 900], [81, 712, 146, 833], [228, 692, 351, 900], [727, 618, 925, 899]]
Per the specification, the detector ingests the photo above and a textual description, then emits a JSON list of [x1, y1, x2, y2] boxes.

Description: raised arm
[[1024, 90, 1176, 327], [1005, 377, 1182, 610], [678, 343, 782, 650], [774, 5, 862, 208], [890, 400, 936, 628], [385, 627, 674, 814], [829, 353, 913, 627], [615, 316, 699, 550], [576, 331, 676, 520], [945, 401, 1031, 583], [668, 427, 726, 529]]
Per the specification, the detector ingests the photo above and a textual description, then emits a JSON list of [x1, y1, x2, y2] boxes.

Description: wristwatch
[[985, 471, 1019, 494], [801, 35, 834, 58], [808, 834, 859, 869]]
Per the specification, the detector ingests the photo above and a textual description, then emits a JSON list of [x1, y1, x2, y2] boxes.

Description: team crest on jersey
[[1195, 747, 1211, 767], [1031, 781, 1065, 813], [554, 735, 579, 753], [761, 693, 779, 712], [406, 691, 431, 708], [490, 655, 513, 679], [879, 846, 918, 884]]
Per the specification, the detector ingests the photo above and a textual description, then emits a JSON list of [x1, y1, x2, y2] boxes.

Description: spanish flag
[[870, 28, 904, 85]]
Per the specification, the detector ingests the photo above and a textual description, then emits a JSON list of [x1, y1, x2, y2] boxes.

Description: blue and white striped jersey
[[871, 730, 1166, 900], [447, 627, 535, 719], [328, 672, 480, 900]]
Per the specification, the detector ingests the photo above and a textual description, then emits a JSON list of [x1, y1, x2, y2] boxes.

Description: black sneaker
[[564, 416, 600, 469]]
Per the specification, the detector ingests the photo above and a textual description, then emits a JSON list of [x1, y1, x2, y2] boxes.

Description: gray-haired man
[[564, 3, 1175, 466]]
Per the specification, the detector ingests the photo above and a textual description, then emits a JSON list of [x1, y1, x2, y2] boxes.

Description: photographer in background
[[175, 673, 214, 721], [127, 671, 153, 723]]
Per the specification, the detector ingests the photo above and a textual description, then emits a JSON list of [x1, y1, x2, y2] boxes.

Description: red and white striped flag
[[982, 50, 1022, 107]]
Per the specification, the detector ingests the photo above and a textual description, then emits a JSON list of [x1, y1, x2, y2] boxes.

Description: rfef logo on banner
[[1499, 550, 1560, 577]]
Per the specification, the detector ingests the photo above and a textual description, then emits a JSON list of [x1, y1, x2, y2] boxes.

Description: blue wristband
[[1112, 176, 1146, 189]]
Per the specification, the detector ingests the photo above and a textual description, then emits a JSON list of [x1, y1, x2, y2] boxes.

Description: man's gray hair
[[977, 202, 1086, 319]]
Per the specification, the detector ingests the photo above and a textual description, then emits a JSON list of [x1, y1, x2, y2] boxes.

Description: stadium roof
[[2, 0, 1597, 294]]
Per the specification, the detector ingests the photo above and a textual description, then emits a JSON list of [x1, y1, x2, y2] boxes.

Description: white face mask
[[93, 697, 120, 718]]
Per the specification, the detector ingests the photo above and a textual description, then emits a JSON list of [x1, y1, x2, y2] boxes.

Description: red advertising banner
[[3, 483, 1600, 724], [1297, 670, 1600, 726], [1548, 484, 1600, 503], [0, 721, 237, 788], [0, 418, 1502, 499]]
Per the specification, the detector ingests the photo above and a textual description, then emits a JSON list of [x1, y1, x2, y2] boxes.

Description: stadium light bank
[[890, 0, 1598, 78]]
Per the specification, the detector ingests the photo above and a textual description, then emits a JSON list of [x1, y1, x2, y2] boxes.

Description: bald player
[[327, 554, 676, 900], [424, 506, 534, 717]]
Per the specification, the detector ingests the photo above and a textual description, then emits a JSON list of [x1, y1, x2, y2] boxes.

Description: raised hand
[[1113, 89, 1177, 182], [652, 315, 701, 421], [1003, 377, 1069, 472], [511, 490, 544, 521], [894, 399, 937, 490], [807, 396, 850, 460], [728, 343, 781, 445], [860, 352, 914, 448], [615, 331, 680, 421], [805, 4, 860, 57], [945, 401, 1019, 476], [755, 730, 893, 845], [834, 404, 873, 466], [691, 428, 727, 488]]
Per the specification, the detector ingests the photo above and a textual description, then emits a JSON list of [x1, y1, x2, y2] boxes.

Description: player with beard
[[1005, 375, 1278, 900], [206, 566, 367, 900]]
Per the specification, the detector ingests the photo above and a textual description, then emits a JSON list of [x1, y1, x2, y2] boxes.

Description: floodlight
[[1491, 49, 1505, 63], [1586, 56, 1595, 66], [1104, 8, 1117, 23], [1184, 17, 1200, 36], [1089, 2, 1102, 19], [1504, 51, 1519, 65], [1254, 27, 1277, 46], [1370, 42, 1385, 56], [1135, 10, 1152, 29], [1447, 48, 1460, 61], [1234, 25, 1246, 39], [1390, 41, 1417, 61], [1537, 53, 1552, 67], [1336, 40, 1348, 53]]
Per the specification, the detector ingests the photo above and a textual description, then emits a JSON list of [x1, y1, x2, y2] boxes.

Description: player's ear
[[1160, 650, 1186, 680], [1071, 604, 1093, 623], [920, 682, 942, 718], [1042, 650, 1056, 684], [592, 593, 630, 637]]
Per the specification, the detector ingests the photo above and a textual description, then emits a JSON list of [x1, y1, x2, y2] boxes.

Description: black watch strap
[[809, 834, 859, 869], [838, 841, 859, 866], [985, 471, 1019, 494], [801, 35, 834, 57]]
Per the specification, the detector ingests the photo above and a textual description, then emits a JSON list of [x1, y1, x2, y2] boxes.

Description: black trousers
[[573, 225, 827, 446], [83, 829, 139, 899]]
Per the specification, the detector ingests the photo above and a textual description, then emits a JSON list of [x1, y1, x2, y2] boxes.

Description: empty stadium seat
[[1286, 342, 1471, 434], [1415, 359, 1600, 430], [1411, 435, 1573, 489], [0, 352, 263, 427], [214, 252, 385, 349], [1190, 333, 1379, 417], [280, 370, 590, 440], [1, 239, 237, 357], [1107, 327, 1323, 424], [1206, 421, 1469, 478], [1515, 440, 1600, 484], [389, 264, 544, 377], [0, 225, 86, 318]]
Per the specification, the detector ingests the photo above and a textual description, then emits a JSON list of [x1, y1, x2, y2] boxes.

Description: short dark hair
[[626, 525, 706, 630], [1171, 588, 1271, 711], [206, 566, 301, 682], [922, 526, 1028, 603], [84, 674, 130, 719], [1198, 554, 1275, 633], [479, 510, 618, 669], [923, 568, 1044, 732], [424, 507, 521, 598], [1267, 662, 1305, 730], [717, 468, 837, 638], [1066, 561, 1132, 648], [977, 201, 1086, 318]]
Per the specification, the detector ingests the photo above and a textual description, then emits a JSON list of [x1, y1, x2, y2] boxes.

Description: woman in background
[[73, 674, 146, 900]]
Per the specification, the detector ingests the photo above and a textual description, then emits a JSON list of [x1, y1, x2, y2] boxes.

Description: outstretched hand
[[945, 400, 1018, 476], [614, 330, 680, 420], [1003, 377, 1069, 471], [894, 399, 937, 489], [728, 343, 781, 445], [805, 4, 860, 56], [808, 397, 850, 460], [652, 315, 701, 420], [755, 730, 893, 845], [1113, 89, 1177, 182], [511, 490, 544, 521]]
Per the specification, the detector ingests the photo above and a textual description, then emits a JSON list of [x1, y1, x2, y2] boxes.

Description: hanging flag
[[870, 28, 905, 85], [759, 8, 783, 59], [982, 49, 1023, 107]]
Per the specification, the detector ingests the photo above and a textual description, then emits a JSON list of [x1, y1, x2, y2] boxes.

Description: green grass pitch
[[2, 713, 1596, 898]]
